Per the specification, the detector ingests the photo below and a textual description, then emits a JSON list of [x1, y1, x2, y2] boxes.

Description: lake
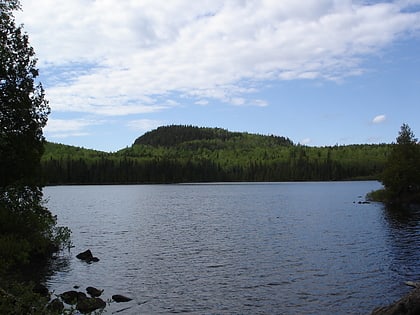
[[42, 181, 420, 314]]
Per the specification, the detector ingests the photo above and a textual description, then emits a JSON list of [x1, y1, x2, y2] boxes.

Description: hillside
[[133, 125, 293, 147], [41, 125, 391, 184]]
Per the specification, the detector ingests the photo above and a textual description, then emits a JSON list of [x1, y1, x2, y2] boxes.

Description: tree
[[380, 124, 420, 203], [0, 0, 69, 270], [1, 0, 50, 187]]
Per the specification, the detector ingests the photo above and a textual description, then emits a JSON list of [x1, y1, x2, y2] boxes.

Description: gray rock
[[112, 294, 133, 302]]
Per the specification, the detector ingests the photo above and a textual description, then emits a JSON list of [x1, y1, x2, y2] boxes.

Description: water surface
[[43, 182, 420, 314]]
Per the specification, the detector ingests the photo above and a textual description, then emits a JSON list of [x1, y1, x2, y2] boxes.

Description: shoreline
[[372, 284, 420, 315]]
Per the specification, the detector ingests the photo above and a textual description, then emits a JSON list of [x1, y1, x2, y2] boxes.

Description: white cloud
[[254, 99, 269, 107], [231, 97, 246, 106], [372, 114, 386, 124], [44, 118, 102, 138], [195, 99, 209, 106], [126, 119, 165, 132], [16, 0, 420, 116], [300, 138, 312, 145]]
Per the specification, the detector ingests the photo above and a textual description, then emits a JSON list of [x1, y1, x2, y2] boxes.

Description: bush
[[0, 185, 71, 272]]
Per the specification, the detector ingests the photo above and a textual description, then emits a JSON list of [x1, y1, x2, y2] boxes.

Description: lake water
[[42, 182, 420, 314]]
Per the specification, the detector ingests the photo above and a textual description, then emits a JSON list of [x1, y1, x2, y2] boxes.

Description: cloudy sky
[[16, 0, 420, 152]]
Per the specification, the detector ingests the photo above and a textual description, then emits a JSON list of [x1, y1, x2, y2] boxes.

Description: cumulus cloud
[[372, 114, 386, 124], [16, 0, 420, 116]]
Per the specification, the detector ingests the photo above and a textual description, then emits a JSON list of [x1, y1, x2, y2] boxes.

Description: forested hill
[[41, 125, 391, 184], [134, 125, 293, 147]]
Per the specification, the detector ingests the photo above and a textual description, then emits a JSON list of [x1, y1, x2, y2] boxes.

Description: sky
[[15, 0, 420, 152]]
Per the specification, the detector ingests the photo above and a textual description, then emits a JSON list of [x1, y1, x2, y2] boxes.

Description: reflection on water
[[8, 252, 71, 289], [39, 182, 420, 314], [382, 204, 420, 289]]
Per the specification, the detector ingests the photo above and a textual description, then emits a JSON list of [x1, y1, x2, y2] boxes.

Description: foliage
[[0, 0, 50, 188], [0, 282, 50, 315], [134, 125, 293, 147], [0, 0, 71, 273], [41, 125, 391, 184], [379, 124, 420, 204]]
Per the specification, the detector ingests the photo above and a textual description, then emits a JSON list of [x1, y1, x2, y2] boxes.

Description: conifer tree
[[381, 124, 420, 203]]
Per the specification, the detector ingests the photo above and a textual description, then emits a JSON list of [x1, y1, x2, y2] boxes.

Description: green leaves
[[0, 0, 69, 272], [1, 0, 49, 188]]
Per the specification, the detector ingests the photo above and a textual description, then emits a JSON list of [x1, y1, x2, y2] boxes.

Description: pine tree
[[380, 124, 420, 203]]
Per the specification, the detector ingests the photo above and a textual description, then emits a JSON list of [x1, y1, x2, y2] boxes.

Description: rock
[[76, 249, 94, 261], [405, 281, 420, 288], [76, 297, 106, 314], [77, 291, 88, 301], [112, 294, 133, 302], [371, 287, 420, 315], [86, 286, 103, 297], [59, 290, 87, 305], [47, 298, 64, 313], [76, 249, 100, 262], [59, 290, 79, 305]]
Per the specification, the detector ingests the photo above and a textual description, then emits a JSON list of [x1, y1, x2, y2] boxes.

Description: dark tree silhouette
[[1, 0, 69, 270]]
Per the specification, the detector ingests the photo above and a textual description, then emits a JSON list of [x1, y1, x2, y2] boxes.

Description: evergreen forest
[[41, 125, 391, 184]]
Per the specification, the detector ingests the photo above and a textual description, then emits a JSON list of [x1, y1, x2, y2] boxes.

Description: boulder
[[112, 294, 133, 302], [86, 286, 103, 297], [76, 249, 100, 263], [47, 298, 64, 313], [59, 290, 79, 305], [59, 290, 87, 305], [76, 297, 106, 314]]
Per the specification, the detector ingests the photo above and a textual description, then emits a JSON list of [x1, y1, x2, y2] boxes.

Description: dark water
[[42, 182, 420, 314]]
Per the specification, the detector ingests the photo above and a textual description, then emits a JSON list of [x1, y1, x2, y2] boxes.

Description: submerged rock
[[112, 294, 133, 302], [76, 297, 106, 314], [76, 249, 100, 263]]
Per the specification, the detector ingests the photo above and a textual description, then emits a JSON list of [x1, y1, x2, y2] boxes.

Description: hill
[[134, 125, 293, 147], [41, 125, 391, 184]]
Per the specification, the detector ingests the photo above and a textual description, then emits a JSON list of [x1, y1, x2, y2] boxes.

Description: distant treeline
[[41, 125, 391, 184]]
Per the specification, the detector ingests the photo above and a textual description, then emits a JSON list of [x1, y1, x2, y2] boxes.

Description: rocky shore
[[371, 282, 420, 315]]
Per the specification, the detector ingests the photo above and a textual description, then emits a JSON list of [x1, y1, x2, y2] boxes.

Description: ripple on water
[[43, 182, 420, 314]]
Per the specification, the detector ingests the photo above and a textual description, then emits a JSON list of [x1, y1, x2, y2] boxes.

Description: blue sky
[[16, 0, 420, 152]]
